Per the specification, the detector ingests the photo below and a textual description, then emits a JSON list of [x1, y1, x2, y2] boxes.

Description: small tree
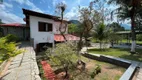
[[94, 23, 109, 49], [109, 32, 122, 47], [45, 43, 78, 79]]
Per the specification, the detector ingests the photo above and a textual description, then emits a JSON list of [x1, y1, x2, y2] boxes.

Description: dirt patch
[[132, 68, 140, 80], [54, 56, 125, 80], [83, 56, 125, 80]]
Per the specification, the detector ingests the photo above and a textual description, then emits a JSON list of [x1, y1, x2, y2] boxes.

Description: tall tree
[[107, 22, 125, 32], [94, 23, 109, 49], [56, 2, 68, 41], [78, 1, 99, 53], [108, 0, 142, 53]]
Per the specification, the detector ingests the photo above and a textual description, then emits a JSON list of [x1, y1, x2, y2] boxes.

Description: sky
[[0, 0, 131, 29], [0, 0, 90, 23]]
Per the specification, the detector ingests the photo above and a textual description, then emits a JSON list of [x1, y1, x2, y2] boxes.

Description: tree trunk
[[130, 24, 136, 53], [64, 64, 69, 79], [130, 1, 136, 54], [100, 41, 102, 50], [111, 41, 114, 48]]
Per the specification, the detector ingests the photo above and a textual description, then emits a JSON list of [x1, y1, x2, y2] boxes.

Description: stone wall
[[1, 27, 30, 40], [82, 53, 130, 68]]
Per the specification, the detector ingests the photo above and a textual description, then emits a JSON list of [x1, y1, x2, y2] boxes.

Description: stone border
[[82, 53, 140, 80]]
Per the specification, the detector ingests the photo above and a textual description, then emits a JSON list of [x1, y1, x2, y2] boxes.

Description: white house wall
[[29, 16, 68, 49], [30, 16, 54, 48]]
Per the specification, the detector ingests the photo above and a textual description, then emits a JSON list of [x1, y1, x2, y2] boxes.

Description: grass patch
[[121, 39, 142, 45], [36, 51, 125, 80], [82, 56, 125, 80], [88, 48, 142, 62]]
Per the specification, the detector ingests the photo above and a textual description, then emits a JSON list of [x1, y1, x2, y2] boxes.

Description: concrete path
[[136, 63, 142, 80], [1, 42, 41, 80], [113, 44, 142, 49], [91, 43, 111, 49]]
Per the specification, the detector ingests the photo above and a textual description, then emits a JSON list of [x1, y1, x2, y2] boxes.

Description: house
[[22, 9, 79, 52], [0, 23, 30, 40]]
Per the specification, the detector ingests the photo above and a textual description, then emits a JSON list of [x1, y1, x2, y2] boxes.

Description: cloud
[[64, 7, 79, 20], [0, 10, 24, 23], [4, 2, 13, 8], [52, 0, 57, 6], [0, 2, 24, 23], [13, 0, 44, 13], [0, 2, 13, 9], [52, 0, 66, 7], [77, 0, 81, 5]]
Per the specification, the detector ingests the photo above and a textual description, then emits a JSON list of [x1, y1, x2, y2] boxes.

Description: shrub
[[45, 42, 78, 78], [95, 65, 101, 74], [0, 35, 22, 63], [4, 34, 19, 42], [137, 34, 142, 41], [90, 65, 101, 79]]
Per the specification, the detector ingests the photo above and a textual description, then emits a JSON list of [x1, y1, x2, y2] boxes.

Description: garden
[[37, 43, 126, 80], [36, 0, 142, 80]]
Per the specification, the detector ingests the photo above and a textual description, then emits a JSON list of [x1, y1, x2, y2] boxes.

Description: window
[[38, 22, 53, 32]]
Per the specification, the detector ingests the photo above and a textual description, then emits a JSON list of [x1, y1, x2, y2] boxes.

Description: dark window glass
[[38, 22, 52, 32]]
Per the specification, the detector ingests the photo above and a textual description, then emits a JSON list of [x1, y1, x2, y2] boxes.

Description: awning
[[54, 34, 80, 42]]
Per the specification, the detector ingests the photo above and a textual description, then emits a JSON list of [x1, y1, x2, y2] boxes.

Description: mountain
[[121, 24, 131, 30], [69, 20, 80, 24]]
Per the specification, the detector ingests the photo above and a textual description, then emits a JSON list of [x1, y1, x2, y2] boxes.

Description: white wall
[[30, 16, 68, 49], [30, 16, 54, 48]]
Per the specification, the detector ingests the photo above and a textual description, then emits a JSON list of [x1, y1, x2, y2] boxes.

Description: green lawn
[[121, 39, 142, 44], [88, 48, 142, 62], [91, 38, 142, 45]]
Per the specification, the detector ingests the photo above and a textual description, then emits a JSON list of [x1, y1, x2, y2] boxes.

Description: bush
[[90, 65, 101, 79], [45, 42, 78, 66], [0, 35, 22, 63], [4, 34, 19, 42], [137, 34, 142, 41]]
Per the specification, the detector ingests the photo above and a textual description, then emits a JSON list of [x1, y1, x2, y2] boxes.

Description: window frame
[[38, 22, 53, 32]]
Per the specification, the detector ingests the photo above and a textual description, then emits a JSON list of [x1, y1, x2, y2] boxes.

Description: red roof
[[54, 34, 80, 42], [0, 23, 26, 27]]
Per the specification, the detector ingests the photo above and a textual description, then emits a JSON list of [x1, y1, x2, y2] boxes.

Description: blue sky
[[0, 0, 93, 23], [0, 0, 131, 30]]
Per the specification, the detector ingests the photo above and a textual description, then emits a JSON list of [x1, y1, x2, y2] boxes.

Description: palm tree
[[108, 0, 142, 53], [94, 23, 109, 49]]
